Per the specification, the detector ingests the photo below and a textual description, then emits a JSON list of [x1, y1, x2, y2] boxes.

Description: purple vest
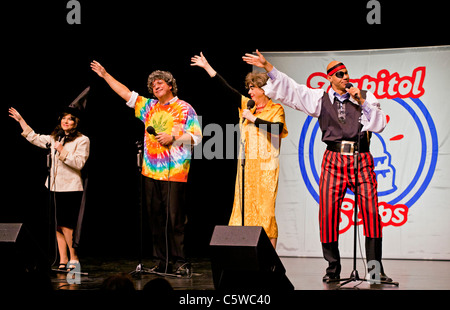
[[318, 90, 370, 146]]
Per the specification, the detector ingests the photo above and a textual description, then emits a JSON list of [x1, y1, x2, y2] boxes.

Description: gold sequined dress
[[228, 96, 288, 239]]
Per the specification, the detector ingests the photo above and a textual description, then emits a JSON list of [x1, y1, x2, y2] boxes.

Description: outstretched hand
[[89, 60, 132, 101], [90, 60, 107, 78], [242, 49, 273, 72], [190, 52, 208, 68], [190, 52, 217, 77], [9, 107, 28, 131], [9, 107, 23, 122]]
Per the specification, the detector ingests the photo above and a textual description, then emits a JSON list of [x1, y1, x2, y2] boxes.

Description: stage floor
[[282, 257, 450, 290], [50, 256, 450, 291]]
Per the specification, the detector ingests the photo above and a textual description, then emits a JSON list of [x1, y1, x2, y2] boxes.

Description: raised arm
[[9, 107, 29, 132], [190, 52, 217, 77], [191, 52, 241, 102], [243, 50, 324, 117], [242, 49, 274, 72], [90, 60, 132, 102], [9, 107, 52, 148]]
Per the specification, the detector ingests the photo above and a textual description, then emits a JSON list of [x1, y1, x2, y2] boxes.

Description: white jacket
[[22, 125, 90, 191]]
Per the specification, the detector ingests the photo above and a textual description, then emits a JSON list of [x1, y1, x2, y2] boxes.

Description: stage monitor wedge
[[0, 223, 47, 274], [209, 225, 294, 291]]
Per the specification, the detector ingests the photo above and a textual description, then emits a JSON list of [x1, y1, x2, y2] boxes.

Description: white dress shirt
[[263, 67, 386, 133]]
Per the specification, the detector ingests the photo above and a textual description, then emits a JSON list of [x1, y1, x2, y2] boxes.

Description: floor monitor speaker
[[209, 225, 294, 290], [0, 223, 47, 274]]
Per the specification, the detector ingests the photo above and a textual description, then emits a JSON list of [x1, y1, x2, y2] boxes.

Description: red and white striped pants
[[319, 150, 382, 243]]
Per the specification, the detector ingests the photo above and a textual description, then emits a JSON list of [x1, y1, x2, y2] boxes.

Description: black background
[[2, 1, 448, 260]]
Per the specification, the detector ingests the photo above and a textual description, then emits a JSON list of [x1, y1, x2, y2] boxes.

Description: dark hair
[[147, 70, 178, 98], [100, 273, 135, 291], [51, 112, 82, 143], [245, 71, 269, 89]]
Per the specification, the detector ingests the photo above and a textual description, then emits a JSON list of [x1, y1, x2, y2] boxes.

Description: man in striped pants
[[243, 51, 393, 282]]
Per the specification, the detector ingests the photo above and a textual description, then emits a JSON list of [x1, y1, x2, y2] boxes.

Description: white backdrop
[[262, 46, 450, 260]]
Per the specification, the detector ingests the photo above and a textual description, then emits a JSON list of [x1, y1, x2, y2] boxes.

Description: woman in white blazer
[[9, 107, 90, 271]]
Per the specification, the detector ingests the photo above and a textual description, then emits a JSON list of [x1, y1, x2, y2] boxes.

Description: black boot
[[322, 242, 341, 281], [365, 237, 393, 282]]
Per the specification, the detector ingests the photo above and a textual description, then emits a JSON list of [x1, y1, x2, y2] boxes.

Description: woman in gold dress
[[191, 52, 288, 248]]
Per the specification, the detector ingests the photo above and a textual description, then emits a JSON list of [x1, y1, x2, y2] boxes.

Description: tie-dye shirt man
[[127, 91, 202, 182]]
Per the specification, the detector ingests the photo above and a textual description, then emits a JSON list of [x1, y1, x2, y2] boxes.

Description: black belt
[[326, 140, 370, 155]]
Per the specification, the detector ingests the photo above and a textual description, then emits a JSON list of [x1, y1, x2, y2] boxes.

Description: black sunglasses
[[334, 70, 348, 79]]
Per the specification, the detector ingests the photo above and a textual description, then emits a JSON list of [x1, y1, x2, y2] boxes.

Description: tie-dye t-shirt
[[134, 95, 202, 182]]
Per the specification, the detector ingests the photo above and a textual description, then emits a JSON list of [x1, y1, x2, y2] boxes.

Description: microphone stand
[[240, 120, 246, 226], [148, 139, 188, 278], [150, 144, 184, 278], [239, 101, 255, 226], [327, 110, 399, 288], [129, 140, 152, 277], [48, 135, 64, 270], [46, 144, 56, 269]]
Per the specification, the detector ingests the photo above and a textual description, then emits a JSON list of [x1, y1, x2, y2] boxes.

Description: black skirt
[[52, 191, 82, 229]]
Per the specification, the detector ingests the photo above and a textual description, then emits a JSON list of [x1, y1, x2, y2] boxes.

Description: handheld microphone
[[146, 126, 157, 136], [53, 129, 66, 156], [345, 83, 359, 100], [56, 129, 65, 142], [147, 126, 170, 147], [242, 99, 256, 124]]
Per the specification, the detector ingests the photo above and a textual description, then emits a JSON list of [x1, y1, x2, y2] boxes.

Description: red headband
[[327, 62, 346, 76]]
